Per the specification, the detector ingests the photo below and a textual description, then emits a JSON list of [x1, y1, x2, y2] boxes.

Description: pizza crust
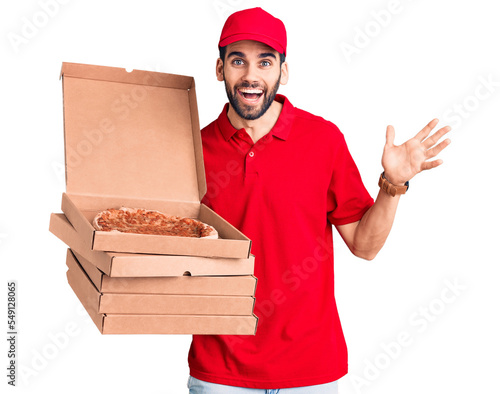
[[92, 207, 218, 239]]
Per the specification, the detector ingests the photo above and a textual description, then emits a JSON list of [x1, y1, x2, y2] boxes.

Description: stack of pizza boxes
[[49, 62, 258, 335]]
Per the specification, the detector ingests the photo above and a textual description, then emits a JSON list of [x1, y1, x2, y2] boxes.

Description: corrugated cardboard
[[50, 213, 255, 277], [66, 267, 257, 335], [59, 62, 251, 258], [66, 250, 258, 334], [66, 249, 255, 315], [67, 249, 257, 295]]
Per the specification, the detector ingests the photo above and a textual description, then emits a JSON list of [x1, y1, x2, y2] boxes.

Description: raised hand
[[381, 118, 451, 185]]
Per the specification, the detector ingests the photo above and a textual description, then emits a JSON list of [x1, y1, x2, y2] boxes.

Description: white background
[[1, 0, 499, 393]]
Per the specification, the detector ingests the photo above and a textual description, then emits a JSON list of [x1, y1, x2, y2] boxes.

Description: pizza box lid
[[60, 62, 206, 202], [68, 248, 257, 295]]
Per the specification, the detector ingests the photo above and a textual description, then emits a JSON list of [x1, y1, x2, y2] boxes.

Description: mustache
[[234, 83, 265, 90]]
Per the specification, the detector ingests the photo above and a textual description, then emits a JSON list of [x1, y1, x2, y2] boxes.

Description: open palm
[[382, 118, 451, 185]]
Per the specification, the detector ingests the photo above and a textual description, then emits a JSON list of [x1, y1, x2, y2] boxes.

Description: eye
[[261, 60, 271, 67], [232, 59, 244, 66]]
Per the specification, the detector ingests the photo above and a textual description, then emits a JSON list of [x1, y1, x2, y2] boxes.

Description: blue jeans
[[187, 376, 339, 393]]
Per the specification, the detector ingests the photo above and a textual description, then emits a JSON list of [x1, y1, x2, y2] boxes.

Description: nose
[[241, 63, 260, 85]]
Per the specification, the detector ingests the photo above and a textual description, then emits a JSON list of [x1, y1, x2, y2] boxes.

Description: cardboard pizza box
[[58, 62, 251, 258], [50, 213, 255, 277], [66, 260, 258, 335], [66, 249, 254, 326], [67, 249, 257, 296]]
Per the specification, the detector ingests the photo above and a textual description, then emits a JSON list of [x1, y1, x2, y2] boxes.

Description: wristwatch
[[378, 172, 409, 197]]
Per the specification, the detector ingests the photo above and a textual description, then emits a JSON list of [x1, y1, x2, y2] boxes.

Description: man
[[187, 7, 451, 393]]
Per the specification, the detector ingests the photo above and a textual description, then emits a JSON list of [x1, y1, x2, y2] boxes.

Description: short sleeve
[[326, 132, 374, 226]]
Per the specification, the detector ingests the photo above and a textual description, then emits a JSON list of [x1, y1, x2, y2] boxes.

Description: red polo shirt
[[188, 95, 374, 388]]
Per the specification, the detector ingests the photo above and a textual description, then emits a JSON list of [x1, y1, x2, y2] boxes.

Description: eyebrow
[[227, 51, 245, 59], [258, 52, 277, 59], [227, 51, 277, 60]]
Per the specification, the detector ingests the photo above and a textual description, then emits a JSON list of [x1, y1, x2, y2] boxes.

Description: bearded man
[[187, 7, 451, 393]]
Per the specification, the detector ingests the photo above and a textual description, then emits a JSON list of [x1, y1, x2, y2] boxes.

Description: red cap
[[218, 7, 287, 56]]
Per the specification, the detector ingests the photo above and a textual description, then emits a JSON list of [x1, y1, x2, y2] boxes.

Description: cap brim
[[219, 33, 285, 56]]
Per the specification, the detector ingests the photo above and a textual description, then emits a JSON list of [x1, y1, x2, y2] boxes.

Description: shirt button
[[238, 132, 244, 138], [249, 151, 255, 157]]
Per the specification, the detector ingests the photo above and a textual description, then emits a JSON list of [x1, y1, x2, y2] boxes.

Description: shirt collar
[[217, 94, 294, 142]]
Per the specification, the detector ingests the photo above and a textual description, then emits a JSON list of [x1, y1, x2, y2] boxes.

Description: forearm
[[351, 189, 401, 260], [338, 119, 450, 260]]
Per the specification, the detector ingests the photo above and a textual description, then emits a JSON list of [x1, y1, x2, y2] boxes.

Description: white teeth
[[239, 88, 263, 94]]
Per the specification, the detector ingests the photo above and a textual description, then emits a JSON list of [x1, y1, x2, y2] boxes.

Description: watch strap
[[378, 172, 409, 197]]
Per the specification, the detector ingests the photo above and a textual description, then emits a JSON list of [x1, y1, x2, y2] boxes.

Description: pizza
[[92, 207, 218, 239]]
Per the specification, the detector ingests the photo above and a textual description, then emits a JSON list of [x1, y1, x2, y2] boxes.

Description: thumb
[[385, 125, 395, 147]]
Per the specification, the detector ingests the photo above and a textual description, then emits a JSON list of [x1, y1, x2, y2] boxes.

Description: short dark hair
[[219, 46, 286, 65]]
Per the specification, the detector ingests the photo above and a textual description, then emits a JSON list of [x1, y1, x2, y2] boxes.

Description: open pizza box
[[59, 62, 251, 258], [67, 250, 258, 335], [50, 213, 255, 277]]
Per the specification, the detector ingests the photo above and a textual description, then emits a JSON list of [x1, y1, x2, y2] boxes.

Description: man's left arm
[[336, 118, 451, 260]]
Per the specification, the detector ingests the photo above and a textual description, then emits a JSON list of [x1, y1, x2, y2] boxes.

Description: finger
[[386, 125, 395, 147], [425, 138, 451, 159], [421, 159, 444, 171], [423, 125, 452, 149], [415, 118, 439, 142]]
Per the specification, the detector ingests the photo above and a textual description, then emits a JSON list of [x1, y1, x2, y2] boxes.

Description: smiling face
[[216, 40, 288, 121]]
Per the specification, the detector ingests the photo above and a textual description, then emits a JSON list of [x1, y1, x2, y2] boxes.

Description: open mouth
[[238, 88, 264, 102]]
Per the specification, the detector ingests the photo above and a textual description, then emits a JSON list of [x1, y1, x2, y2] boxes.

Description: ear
[[216, 58, 224, 81], [279, 61, 289, 85]]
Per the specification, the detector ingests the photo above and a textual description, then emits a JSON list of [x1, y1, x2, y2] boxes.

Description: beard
[[224, 73, 281, 121]]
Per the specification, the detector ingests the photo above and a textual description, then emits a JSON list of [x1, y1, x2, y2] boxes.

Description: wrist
[[382, 171, 406, 186], [379, 172, 409, 197]]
